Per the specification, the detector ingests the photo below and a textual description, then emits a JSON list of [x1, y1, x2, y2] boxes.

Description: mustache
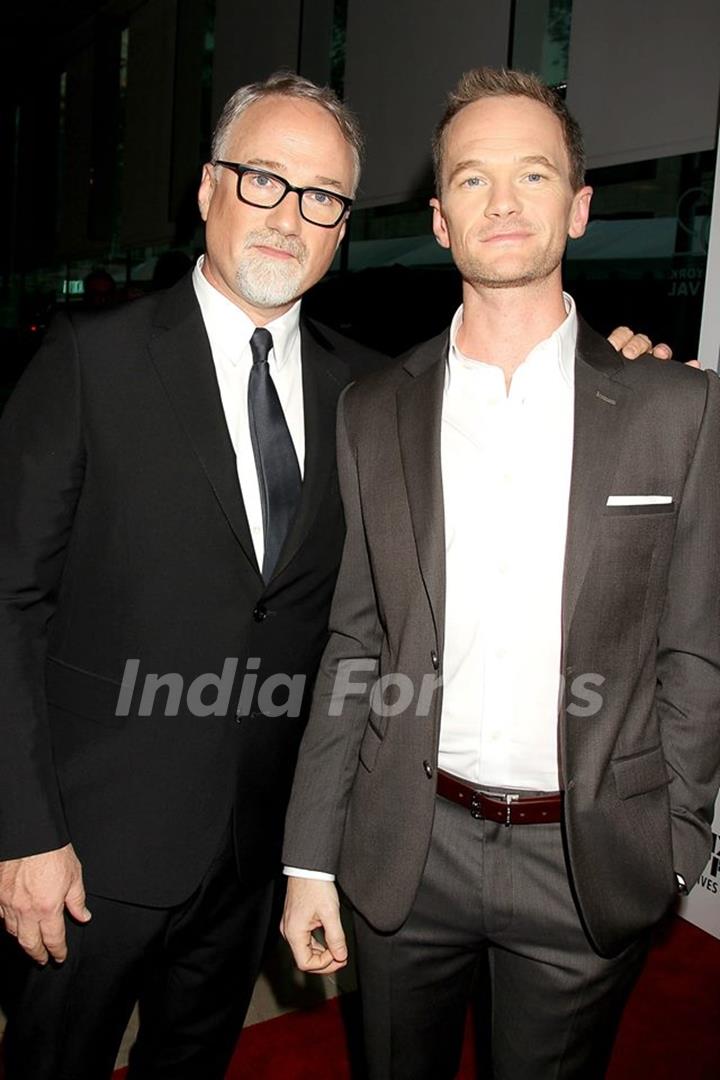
[[243, 230, 308, 264]]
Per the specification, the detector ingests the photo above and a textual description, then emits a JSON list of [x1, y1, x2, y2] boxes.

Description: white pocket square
[[606, 495, 672, 506]]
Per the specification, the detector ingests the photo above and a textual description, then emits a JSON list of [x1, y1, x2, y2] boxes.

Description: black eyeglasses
[[213, 161, 353, 228]]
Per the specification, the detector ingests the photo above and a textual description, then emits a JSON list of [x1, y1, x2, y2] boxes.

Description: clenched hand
[[281, 877, 348, 975]]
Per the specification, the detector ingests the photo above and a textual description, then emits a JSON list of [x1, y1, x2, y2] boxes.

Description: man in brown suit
[[281, 68, 720, 1079]]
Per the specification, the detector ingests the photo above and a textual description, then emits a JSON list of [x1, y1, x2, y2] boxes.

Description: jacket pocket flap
[[612, 746, 670, 800], [46, 657, 127, 723]]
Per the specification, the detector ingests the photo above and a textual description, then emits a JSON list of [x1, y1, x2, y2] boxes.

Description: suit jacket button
[[430, 650, 439, 670], [423, 760, 434, 778], [253, 604, 267, 623]]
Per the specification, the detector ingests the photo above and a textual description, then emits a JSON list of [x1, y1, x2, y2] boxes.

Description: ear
[[568, 185, 593, 240], [198, 163, 216, 223], [430, 196, 451, 249]]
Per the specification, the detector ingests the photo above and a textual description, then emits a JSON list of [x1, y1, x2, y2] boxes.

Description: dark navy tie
[[247, 328, 301, 581]]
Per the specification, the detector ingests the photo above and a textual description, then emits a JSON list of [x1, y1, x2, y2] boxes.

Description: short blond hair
[[433, 67, 585, 192]]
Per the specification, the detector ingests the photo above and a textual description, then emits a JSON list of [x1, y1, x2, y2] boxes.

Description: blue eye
[[526, 173, 545, 183], [249, 172, 278, 189], [462, 176, 483, 188]]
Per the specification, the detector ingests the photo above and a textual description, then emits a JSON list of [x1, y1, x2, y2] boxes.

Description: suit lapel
[[148, 276, 261, 580], [270, 320, 348, 580], [396, 334, 448, 651], [562, 318, 634, 635]]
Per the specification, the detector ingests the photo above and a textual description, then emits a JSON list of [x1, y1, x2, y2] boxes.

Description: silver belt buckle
[[504, 792, 519, 827]]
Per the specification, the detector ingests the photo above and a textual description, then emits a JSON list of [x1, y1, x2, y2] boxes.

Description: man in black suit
[[0, 72, 381, 1079]]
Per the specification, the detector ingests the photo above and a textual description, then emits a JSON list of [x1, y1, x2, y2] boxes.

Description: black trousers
[[354, 794, 649, 1080], [1, 825, 276, 1080]]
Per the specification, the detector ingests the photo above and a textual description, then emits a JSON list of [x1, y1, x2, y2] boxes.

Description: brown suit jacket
[[283, 317, 720, 957]]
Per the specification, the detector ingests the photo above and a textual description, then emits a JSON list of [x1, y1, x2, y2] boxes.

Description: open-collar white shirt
[[439, 294, 578, 791], [192, 256, 305, 569]]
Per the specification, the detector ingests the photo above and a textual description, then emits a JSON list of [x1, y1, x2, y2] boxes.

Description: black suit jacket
[[0, 273, 386, 906]]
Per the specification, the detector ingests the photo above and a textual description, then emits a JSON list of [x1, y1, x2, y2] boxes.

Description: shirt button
[[430, 650, 439, 670], [253, 604, 267, 623], [423, 760, 434, 778]]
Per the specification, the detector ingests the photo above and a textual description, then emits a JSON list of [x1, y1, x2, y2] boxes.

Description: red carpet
[[21, 916, 720, 1079], [188, 917, 720, 1078]]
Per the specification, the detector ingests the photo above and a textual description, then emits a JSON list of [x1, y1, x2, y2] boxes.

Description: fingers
[[64, 874, 92, 925], [620, 333, 652, 359], [685, 359, 701, 369], [16, 918, 50, 965], [607, 326, 634, 353], [292, 926, 348, 975], [323, 917, 349, 965], [2, 910, 19, 938], [607, 327, 671, 361], [39, 911, 70, 964], [3, 901, 68, 964], [302, 941, 347, 976]]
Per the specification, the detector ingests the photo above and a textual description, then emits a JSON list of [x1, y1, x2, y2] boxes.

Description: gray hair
[[211, 71, 363, 195]]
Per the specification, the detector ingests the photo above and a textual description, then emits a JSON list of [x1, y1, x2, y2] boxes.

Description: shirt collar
[[192, 255, 302, 369], [449, 292, 578, 388]]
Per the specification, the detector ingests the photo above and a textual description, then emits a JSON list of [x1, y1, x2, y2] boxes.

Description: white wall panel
[[567, 0, 720, 169]]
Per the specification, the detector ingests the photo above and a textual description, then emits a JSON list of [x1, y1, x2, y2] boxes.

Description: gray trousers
[[353, 793, 649, 1080]]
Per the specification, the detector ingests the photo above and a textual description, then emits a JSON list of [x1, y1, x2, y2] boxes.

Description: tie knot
[[250, 327, 274, 366]]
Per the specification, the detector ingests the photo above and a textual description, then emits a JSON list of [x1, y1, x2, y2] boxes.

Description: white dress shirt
[[192, 256, 305, 569], [439, 295, 577, 791]]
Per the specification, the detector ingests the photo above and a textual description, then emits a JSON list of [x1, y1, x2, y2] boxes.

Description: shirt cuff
[[283, 866, 336, 882]]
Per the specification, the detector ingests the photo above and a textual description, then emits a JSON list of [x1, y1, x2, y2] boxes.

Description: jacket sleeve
[[282, 385, 383, 874], [0, 314, 86, 859], [656, 370, 720, 885]]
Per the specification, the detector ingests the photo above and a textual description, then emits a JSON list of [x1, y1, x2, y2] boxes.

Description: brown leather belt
[[436, 769, 563, 826]]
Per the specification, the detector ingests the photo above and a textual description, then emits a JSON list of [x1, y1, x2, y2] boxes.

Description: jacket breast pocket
[[612, 745, 670, 800]]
